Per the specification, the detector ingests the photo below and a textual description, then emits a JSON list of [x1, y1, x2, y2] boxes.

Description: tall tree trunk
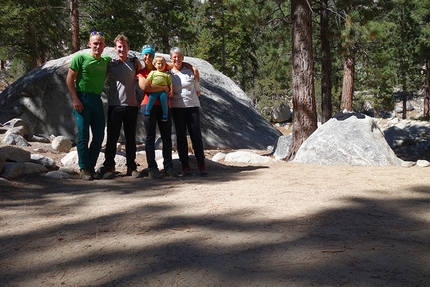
[[425, 80, 430, 117], [28, 23, 37, 70], [340, 54, 354, 111], [286, 0, 317, 161], [401, 68, 407, 119], [70, 0, 80, 53], [425, 59, 430, 117], [320, 0, 332, 123]]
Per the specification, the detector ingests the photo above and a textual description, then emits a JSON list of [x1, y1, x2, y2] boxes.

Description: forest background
[[2, 0, 430, 157]]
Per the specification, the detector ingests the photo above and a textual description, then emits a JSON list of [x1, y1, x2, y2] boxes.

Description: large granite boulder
[[293, 112, 408, 166], [0, 48, 280, 150]]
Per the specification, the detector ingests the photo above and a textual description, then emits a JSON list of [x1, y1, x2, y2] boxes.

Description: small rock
[[46, 171, 71, 179], [416, 160, 430, 167]]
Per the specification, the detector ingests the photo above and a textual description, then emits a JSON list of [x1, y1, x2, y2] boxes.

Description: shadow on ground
[[0, 165, 429, 286]]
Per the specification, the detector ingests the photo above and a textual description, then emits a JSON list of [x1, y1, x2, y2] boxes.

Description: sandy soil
[[0, 137, 429, 287]]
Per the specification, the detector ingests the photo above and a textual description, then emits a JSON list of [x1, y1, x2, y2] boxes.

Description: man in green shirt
[[66, 31, 112, 180]]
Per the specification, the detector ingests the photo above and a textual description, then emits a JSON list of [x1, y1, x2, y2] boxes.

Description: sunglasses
[[90, 31, 104, 37]]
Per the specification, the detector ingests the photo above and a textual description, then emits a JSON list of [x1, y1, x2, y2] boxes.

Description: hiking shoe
[[162, 113, 168, 122], [148, 168, 162, 179], [198, 162, 208, 176], [80, 169, 93, 181], [164, 167, 178, 177], [182, 167, 192, 177], [93, 166, 105, 180], [144, 110, 151, 118], [102, 167, 116, 179], [139, 168, 150, 177], [126, 168, 142, 178]]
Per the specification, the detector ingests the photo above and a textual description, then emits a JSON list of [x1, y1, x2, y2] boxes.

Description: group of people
[[66, 32, 207, 181]]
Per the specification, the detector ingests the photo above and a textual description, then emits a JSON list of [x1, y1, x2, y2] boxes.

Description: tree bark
[[401, 76, 407, 119], [286, 0, 317, 161], [340, 54, 354, 111], [425, 80, 430, 117], [425, 59, 430, 117], [70, 0, 80, 53], [320, 0, 332, 123], [28, 23, 37, 70]]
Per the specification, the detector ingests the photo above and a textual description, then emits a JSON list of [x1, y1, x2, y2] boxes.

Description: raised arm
[[183, 62, 200, 82], [166, 61, 200, 82]]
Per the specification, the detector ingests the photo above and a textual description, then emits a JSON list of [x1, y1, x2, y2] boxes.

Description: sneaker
[[182, 167, 192, 177], [162, 113, 168, 122], [93, 166, 105, 180], [164, 167, 178, 177], [102, 167, 116, 179], [80, 169, 93, 181], [198, 162, 208, 176], [144, 110, 151, 118], [126, 168, 142, 178], [148, 168, 162, 179], [139, 168, 150, 177]]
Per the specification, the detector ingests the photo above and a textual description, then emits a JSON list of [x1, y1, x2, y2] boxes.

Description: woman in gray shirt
[[168, 47, 207, 176]]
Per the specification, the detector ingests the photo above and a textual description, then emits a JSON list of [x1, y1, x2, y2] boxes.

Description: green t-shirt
[[70, 53, 112, 95]]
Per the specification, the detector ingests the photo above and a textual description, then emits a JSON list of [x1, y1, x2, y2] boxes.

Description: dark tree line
[[2, 0, 430, 158]]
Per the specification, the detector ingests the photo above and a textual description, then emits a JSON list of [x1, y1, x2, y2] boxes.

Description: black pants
[[171, 107, 205, 167], [141, 105, 173, 170], [104, 106, 138, 170]]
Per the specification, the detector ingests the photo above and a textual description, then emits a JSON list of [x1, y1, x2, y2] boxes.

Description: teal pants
[[73, 92, 105, 170]]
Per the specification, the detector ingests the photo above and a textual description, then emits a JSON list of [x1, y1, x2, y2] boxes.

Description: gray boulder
[[293, 112, 407, 166], [273, 135, 292, 160], [1, 162, 48, 179], [0, 48, 280, 150], [30, 154, 57, 169], [1, 133, 29, 146], [51, 135, 72, 153], [3, 118, 29, 136], [224, 151, 275, 164], [271, 103, 292, 123], [0, 146, 31, 163]]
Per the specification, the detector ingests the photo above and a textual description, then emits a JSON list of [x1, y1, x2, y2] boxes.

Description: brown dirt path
[[1, 157, 429, 286]]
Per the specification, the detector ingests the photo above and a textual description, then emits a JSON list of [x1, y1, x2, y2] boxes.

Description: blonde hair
[[153, 55, 166, 64]]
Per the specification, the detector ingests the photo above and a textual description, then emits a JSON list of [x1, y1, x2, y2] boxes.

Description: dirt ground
[[1, 135, 430, 287]]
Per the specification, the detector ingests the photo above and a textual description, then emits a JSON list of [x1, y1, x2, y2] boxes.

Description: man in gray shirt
[[97, 34, 147, 179]]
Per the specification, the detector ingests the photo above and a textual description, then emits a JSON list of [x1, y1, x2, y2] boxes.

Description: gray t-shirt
[[168, 66, 201, 108], [106, 58, 138, 106]]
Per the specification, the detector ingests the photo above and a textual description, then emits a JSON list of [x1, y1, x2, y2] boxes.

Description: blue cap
[[141, 45, 155, 58]]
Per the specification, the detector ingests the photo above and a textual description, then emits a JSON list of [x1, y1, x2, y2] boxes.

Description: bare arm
[[137, 73, 168, 93], [168, 84, 173, 97], [137, 76, 150, 91], [66, 68, 83, 113], [183, 62, 200, 82], [147, 84, 169, 93]]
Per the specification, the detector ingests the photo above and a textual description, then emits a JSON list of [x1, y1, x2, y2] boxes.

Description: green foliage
[[137, 0, 196, 53], [2, 0, 430, 119], [2, 59, 27, 82], [0, 0, 68, 71], [79, 0, 145, 51]]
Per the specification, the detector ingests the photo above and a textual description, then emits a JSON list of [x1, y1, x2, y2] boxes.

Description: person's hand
[[196, 91, 201, 97], [73, 98, 83, 113]]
